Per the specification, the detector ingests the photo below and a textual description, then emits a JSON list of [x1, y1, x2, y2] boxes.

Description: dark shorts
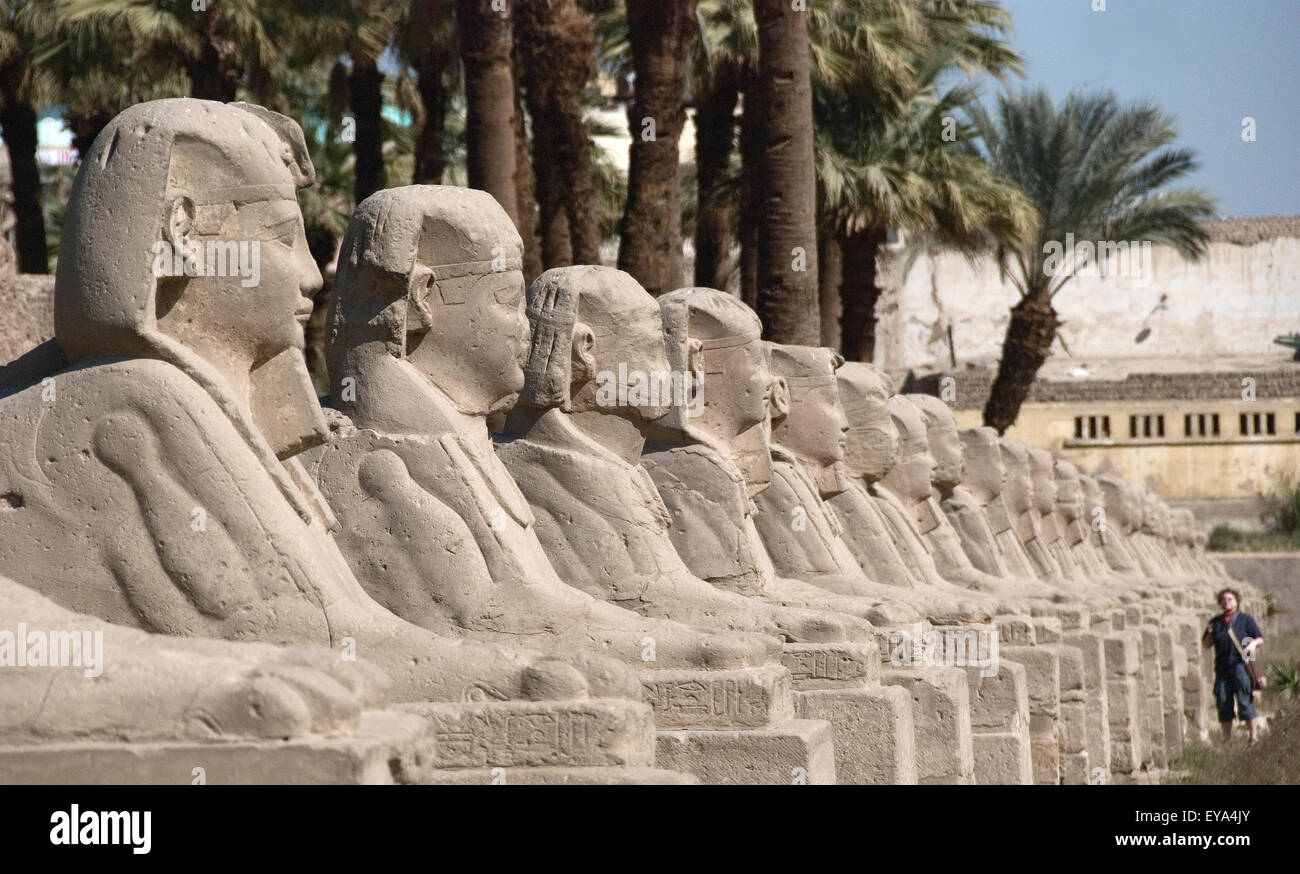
[[1214, 662, 1257, 722]]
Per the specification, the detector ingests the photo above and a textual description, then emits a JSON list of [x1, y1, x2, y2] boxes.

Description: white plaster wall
[[876, 236, 1300, 371]]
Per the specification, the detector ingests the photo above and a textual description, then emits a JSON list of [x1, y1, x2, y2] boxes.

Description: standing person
[[1203, 588, 1265, 744]]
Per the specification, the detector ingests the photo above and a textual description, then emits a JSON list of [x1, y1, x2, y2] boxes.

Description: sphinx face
[[999, 443, 1035, 515], [1081, 475, 1106, 525], [1026, 447, 1058, 515], [958, 428, 1005, 501], [408, 266, 529, 413], [776, 378, 848, 467], [160, 196, 322, 367], [586, 287, 673, 421], [1053, 462, 1085, 523], [706, 339, 771, 432], [882, 401, 938, 501], [838, 369, 897, 482], [925, 416, 964, 489]]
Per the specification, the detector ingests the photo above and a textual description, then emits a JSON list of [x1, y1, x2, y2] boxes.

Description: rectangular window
[[1157, 415, 1165, 437], [1212, 414, 1221, 436], [1184, 414, 1193, 437], [1197, 414, 1206, 437], [1074, 416, 1084, 439], [1266, 413, 1276, 435], [1101, 416, 1111, 438], [1254, 413, 1263, 435], [1143, 416, 1152, 438], [1129, 416, 1138, 439], [1240, 413, 1249, 435]]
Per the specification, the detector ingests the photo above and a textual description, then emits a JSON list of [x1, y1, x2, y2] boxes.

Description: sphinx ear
[[570, 322, 597, 382], [406, 269, 435, 336], [166, 195, 196, 245], [769, 376, 790, 419]]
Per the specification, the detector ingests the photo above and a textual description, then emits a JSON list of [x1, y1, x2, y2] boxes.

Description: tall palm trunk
[[515, 0, 600, 267], [738, 84, 761, 309], [693, 61, 739, 290], [0, 66, 46, 274], [983, 293, 1060, 434], [411, 0, 449, 185], [511, 78, 545, 282], [617, 0, 697, 295], [838, 226, 887, 362], [187, 13, 238, 102], [817, 217, 842, 350], [349, 56, 385, 203], [753, 0, 818, 344], [459, 0, 518, 221]]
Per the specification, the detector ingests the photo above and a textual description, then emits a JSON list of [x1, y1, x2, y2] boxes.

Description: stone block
[[640, 664, 794, 730], [655, 719, 836, 785], [797, 685, 916, 784], [882, 667, 974, 785], [973, 731, 1032, 785], [782, 641, 878, 690]]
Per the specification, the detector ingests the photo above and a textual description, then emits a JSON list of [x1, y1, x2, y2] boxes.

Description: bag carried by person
[[1227, 624, 1267, 691]]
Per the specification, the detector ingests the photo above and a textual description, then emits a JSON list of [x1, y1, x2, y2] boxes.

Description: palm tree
[[0, 0, 57, 272], [819, 61, 1033, 360], [970, 88, 1216, 433], [457, 0, 517, 221], [514, 0, 601, 267], [617, 0, 698, 295], [407, 0, 453, 185], [752, 0, 819, 344]]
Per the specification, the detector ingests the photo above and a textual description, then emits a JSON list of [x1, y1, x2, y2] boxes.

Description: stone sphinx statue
[[756, 348, 990, 625], [876, 395, 1070, 612], [0, 573, 386, 745], [309, 186, 775, 692], [497, 265, 866, 644], [641, 289, 922, 625], [0, 99, 588, 706], [1053, 459, 1139, 587]]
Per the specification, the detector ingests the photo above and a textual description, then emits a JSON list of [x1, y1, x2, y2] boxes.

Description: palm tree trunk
[[0, 69, 47, 274], [458, 0, 518, 221], [983, 293, 1060, 434], [693, 62, 739, 290], [187, 13, 238, 102], [349, 57, 385, 203], [839, 227, 887, 362], [753, 0, 819, 344], [818, 218, 842, 350], [738, 84, 760, 309], [411, 0, 449, 185], [515, 0, 600, 267], [511, 77, 546, 282], [617, 0, 697, 295]]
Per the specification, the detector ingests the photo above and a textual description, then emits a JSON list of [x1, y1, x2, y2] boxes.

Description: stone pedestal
[[1138, 626, 1167, 771], [1002, 645, 1060, 785], [1159, 630, 1187, 762], [1057, 646, 1089, 785], [1104, 632, 1143, 779], [966, 660, 1032, 784], [655, 719, 836, 784], [882, 667, 974, 785], [1064, 630, 1111, 778], [0, 711, 432, 785]]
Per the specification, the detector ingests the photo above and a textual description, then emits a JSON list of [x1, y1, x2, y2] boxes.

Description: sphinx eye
[[269, 216, 299, 246]]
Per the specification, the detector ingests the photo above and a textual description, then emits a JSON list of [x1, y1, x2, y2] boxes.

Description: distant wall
[[0, 274, 55, 364], [876, 234, 1300, 372]]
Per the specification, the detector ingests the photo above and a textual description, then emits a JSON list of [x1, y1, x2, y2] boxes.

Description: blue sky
[[989, 0, 1298, 218]]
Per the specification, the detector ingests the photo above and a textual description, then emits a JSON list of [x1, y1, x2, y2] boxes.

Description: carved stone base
[[395, 698, 655, 769], [655, 719, 836, 785], [1064, 630, 1111, 778], [1061, 751, 1090, 786], [0, 711, 430, 785], [416, 766, 699, 785], [796, 685, 916, 784], [881, 667, 974, 785], [965, 660, 1031, 785], [781, 642, 878, 690], [1002, 645, 1061, 785], [640, 664, 794, 730]]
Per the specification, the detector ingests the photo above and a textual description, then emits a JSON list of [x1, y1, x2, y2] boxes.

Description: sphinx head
[[882, 395, 938, 503], [54, 98, 323, 456], [836, 362, 898, 483], [328, 185, 527, 418], [1080, 474, 1106, 529], [1097, 474, 1136, 533], [998, 438, 1035, 515], [517, 265, 672, 422], [1172, 508, 1198, 546], [906, 393, 964, 489], [1025, 446, 1059, 516], [767, 344, 850, 495], [1053, 459, 1085, 523], [657, 288, 770, 444], [959, 427, 1005, 504]]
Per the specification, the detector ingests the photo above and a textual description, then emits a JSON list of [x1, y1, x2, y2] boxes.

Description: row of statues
[[0, 100, 1246, 783]]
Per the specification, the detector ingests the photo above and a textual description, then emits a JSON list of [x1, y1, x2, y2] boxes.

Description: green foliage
[[968, 88, 1216, 301], [1261, 471, 1300, 536], [1266, 661, 1300, 701]]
